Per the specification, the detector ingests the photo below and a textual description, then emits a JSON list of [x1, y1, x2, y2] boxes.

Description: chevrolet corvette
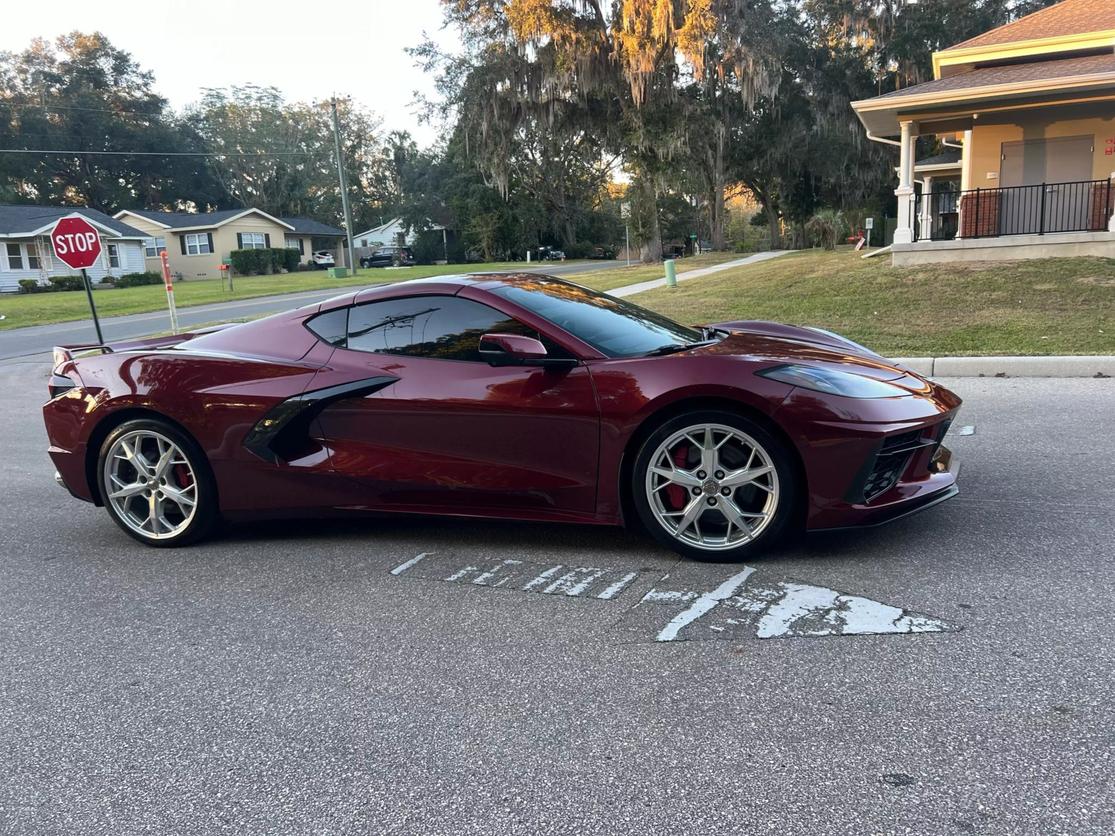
[[43, 273, 961, 561]]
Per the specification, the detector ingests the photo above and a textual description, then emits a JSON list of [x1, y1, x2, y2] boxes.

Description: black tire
[[96, 418, 219, 548], [630, 409, 799, 562]]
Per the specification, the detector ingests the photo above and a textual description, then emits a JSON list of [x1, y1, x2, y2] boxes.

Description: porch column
[[921, 176, 934, 238], [1110, 174, 1115, 233], [893, 120, 918, 244]]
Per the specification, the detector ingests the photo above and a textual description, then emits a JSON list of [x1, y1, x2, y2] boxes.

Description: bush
[[805, 209, 846, 250], [18, 279, 45, 293], [115, 271, 163, 288], [230, 248, 265, 276], [280, 247, 300, 272], [49, 275, 85, 292], [230, 248, 300, 275]]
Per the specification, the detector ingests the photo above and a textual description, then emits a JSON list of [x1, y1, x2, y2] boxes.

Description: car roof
[[314, 272, 575, 311]]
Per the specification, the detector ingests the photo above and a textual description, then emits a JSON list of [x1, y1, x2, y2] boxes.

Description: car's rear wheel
[[631, 410, 798, 562], [96, 419, 217, 547]]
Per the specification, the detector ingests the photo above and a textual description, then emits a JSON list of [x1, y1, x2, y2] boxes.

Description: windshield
[[489, 277, 704, 358]]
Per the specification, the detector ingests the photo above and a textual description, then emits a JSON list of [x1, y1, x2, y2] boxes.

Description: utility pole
[[331, 96, 357, 274]]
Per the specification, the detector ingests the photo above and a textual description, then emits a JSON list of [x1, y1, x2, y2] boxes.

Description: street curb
[[893, 356, 1114, 378]]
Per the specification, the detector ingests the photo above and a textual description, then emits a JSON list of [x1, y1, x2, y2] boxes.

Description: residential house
[[852, 0, 1115, 265], [354, 217, 412, 250], [0, 205, 148, 293], [113, 208, 346, 279]]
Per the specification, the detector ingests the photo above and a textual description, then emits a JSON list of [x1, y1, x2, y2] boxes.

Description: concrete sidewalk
[[608, 250, 789, 298]]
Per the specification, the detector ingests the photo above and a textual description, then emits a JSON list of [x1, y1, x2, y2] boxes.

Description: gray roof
[[123, 208, 258, 229], [0, 205, 147, 238], [279, 216, 346, 237]]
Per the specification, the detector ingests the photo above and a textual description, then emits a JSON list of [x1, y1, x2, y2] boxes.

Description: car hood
[[706, 320, 911, 382]]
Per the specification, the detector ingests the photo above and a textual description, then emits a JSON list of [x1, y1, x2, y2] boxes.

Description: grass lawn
[[0, 261, 594, 331], [629, 247, 1115, 356]]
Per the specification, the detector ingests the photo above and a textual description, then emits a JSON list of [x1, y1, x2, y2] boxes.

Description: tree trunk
[[766, 205, 780, 250], [640, 206, 661, 263], [710, 129, 726, 251]]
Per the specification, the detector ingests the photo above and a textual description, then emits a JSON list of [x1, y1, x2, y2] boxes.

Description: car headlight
[[757, 363, 907, 398]]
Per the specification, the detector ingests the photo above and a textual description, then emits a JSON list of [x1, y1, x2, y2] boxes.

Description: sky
[[0, 0, 455, 147]]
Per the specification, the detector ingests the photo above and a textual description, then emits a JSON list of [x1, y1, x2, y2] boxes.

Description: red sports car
[[43, 273, 961, 561]]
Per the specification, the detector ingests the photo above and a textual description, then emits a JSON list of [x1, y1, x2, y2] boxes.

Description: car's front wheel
[[631, 410, 798, 562], [96, 419, 218, 547]]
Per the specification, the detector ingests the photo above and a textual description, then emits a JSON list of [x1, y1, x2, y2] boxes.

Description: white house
[[353, 217, 411, 249], [0, 205, 148, 292], [353, 217, 447, 249]]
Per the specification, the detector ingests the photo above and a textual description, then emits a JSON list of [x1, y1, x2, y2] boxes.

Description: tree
[[0, 32, 222, 210], [187, 87, 387, 226]]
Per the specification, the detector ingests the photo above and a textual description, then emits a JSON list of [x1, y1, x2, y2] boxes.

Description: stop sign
[[50, 215, 103, 270]]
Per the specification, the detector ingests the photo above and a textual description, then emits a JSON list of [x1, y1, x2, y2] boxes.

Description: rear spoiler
[[52, 344, 112, 369], [51, 323, 239, 370]]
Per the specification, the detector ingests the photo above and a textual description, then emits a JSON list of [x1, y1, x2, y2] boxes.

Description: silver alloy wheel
[[645, 423, 780, 551], [103, 429, 198, 540]]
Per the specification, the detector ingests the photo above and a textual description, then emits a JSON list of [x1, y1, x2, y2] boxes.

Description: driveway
[[1, 356, 1112, 835], [0, 260, 622, 360]]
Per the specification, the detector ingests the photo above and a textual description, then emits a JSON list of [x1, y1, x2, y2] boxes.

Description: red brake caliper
[[174, 463, 193, 489], [665, 444, 689, 510]]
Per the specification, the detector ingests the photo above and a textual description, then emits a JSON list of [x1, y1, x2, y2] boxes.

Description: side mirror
[[479, 333, 549, 366]]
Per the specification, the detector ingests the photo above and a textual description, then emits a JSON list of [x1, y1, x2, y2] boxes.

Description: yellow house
[[852, 0, 1115, 266], [113, 208, 346, 279]]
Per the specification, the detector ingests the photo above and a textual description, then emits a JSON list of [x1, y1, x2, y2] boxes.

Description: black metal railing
[[913, 179, 1114, 242]]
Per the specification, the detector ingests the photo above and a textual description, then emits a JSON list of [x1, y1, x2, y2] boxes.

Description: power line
[[0, 148, 314, 157], [0, 101, 179, 120]]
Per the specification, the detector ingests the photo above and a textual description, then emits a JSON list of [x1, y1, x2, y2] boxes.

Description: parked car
[[532, 246, 566, 262], [360, 246, 415, 268], [311, 251, 335, 269], [44, 273, 961, 560], [590, 246, 616, 259]]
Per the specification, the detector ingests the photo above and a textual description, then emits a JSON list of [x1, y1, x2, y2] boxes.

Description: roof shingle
[[0, 205, 147, 237], [950, 0, 1115, 50], [870, 51, 1115, 101]]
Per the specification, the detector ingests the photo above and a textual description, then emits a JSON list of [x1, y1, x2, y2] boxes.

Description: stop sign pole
[[50, 215, 105, 344]]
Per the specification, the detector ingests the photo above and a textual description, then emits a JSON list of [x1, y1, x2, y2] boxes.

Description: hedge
[[229, 248, 300, 276], [115, 271, 163, 288]]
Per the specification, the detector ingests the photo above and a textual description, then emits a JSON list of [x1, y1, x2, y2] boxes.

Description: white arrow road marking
[[642, 569, 955, 642], [752, 582, 948, 638], [653, 567, 757, 642]]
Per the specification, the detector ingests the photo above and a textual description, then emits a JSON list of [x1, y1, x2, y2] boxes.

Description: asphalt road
[[1, 359, 1112, 835], [0, 260, 622, 360]]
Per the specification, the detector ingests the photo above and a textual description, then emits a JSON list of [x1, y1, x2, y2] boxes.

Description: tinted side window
[[306, 308, 348, 346], [346, 296, 542, 362]]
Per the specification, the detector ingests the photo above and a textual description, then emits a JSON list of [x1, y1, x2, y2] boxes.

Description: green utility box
[[327, 267, 349, 279]]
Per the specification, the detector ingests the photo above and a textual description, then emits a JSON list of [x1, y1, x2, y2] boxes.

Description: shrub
[[49, 275, 85, 292], [230, 248, 264, 275], [115, 271, 163, 288], [563, 242, 592, 259], [280, 247, 300, 272], [805, 209, 846, 251], [230, 248, 299, 275], [18, 279, 45, 293]]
